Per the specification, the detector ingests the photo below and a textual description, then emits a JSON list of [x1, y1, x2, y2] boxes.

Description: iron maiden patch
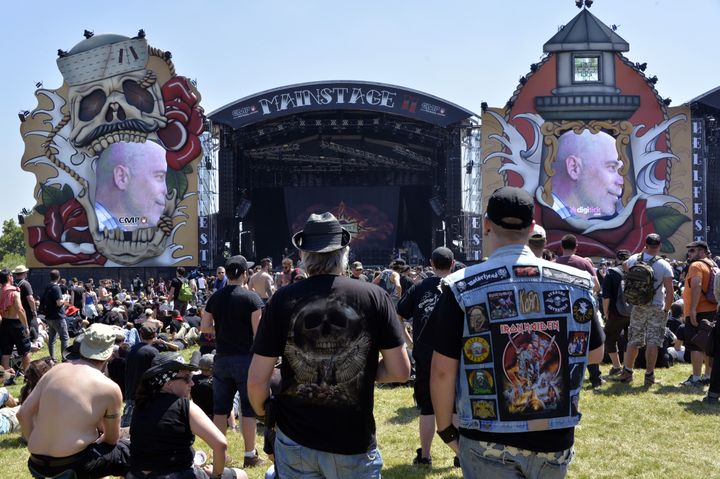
[[488, 290, 518, 321]]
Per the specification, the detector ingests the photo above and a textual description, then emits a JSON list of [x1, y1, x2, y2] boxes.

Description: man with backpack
[[616, 234, 674, 386], [601, 249, 632, 378], [168, 267, 192, 315], [682, 240, 718, 387]]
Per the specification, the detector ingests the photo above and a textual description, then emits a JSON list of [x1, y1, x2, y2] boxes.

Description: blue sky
[[2, 0, 718, 225]]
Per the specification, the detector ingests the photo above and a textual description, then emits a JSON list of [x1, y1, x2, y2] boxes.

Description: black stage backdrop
[[249, 186, 431, 265]]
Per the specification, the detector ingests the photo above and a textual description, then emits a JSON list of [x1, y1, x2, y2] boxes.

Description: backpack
[[378, 270, 399, 298], [623, 255, 659, 306], [178, 280, 193, 303], [698, 258, 720, 304], [609, 267, 633, 317]]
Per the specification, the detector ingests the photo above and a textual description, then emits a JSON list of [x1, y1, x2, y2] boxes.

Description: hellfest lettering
[[257, 87, 397, 115]]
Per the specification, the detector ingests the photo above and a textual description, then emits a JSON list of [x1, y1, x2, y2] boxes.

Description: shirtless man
[[249, 257, 275, 303], [0, 269, 31, 372], [17, 323, 130, 478], [275, 258, 295, 289]]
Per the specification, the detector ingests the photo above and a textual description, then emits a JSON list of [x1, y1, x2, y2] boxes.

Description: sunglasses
[[688, 248, 697, 253], [174, 375, 194, 383]]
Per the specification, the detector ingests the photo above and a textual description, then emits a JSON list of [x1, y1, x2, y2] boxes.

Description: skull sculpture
[[67, 70, 166, 153]]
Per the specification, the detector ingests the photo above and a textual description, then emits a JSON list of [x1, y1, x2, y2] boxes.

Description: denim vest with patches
[[444, 245, 596, 434]]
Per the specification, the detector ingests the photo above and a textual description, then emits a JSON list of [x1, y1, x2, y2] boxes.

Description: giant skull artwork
[[21, 31, 204, 266], [284, 297, 370, 406]]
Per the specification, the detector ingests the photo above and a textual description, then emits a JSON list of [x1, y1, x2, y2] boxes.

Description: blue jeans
[[274, 428, 383, 479], [458, 436, 573, 479], [45, 317, 69, 362], [213, 354, 255, 417]]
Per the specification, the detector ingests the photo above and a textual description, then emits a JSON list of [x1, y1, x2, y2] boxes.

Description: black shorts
[[0, 318, 31, 356], [28, 440, 130, 479], [603, 310, 630, 354], [413, 358, 433, 415], [684, 311, 717, 352]]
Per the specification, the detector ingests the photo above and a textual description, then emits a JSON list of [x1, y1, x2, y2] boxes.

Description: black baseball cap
[[616, 249, 631, 261], [225, 255, 254, 279], [645, 233, 661, 246], [486, 187, 534, 230], [686, 240, 709, 251]]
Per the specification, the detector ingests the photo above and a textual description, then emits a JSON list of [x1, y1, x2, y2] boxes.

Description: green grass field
[[1, 347, 718, 478]]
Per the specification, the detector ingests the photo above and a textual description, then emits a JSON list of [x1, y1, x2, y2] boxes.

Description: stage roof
[[689, 85, 720, 111], [208, 80, 476, 129]]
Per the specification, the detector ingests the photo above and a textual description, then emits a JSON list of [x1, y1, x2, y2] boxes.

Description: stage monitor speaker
[[429, 196, 444, 217], [236, 199, 252, 219]]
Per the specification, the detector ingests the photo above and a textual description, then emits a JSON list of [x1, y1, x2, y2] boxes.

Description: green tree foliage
[[0, 252, 26, 270], [0, 219, 26, 266]]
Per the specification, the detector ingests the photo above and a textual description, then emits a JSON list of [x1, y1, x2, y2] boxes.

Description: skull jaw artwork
[[21, 31, 204, 267], [283, 297, 371, 406]]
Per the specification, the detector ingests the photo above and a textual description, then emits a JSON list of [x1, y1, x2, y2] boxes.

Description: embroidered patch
[[513, 265, 540, 277], [518, 289, 541, 314], [544, 290, 571, 314], [466, 369, 495, 395], [572, 298, 594, 324], [467, 304, 489, 334], [463, 336, 491, 364], [487, 290, 518, 320], [543, 268, 592, 289], [471, 399, 497, 419], [568, 331, 589, 356], [461, 267, 511, 292]]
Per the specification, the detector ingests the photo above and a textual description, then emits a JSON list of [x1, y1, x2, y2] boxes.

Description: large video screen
[[285, 187, 399, 251]]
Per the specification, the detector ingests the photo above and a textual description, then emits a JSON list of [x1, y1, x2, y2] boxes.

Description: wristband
[[437, 424, 459, 444]]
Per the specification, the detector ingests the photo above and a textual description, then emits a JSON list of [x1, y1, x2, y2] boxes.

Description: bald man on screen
[[94, 141, 168, 232], [550, 129, 624, 221]]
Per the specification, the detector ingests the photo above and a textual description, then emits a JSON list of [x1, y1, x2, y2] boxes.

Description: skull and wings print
[[283, 295, 371, 406]]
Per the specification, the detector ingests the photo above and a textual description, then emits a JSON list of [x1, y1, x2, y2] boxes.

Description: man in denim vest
[[429, 187, 604, 478]]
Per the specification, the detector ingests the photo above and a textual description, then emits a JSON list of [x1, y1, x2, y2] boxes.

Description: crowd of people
[[1, 190, 719, 478]]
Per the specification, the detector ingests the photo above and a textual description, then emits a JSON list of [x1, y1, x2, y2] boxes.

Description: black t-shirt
[[72, 285, 84, 309], [427, 286, 605, 453], [396, 276, 442, 363], [170, 277, 183, 301], [253, 274, 405, 454], [16, 280, 34, 320], [42, 284, 63, 320], [124, 342, 159, 399], [190, 374, 214, 418], [205, 285, 264, 356], [130, 393, 194, 473], [400, 274, 414, 296], [601, 267, 623, 316]]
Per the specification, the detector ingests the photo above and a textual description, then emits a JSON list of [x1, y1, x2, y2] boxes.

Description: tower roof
[[544, 9, 629, 53]]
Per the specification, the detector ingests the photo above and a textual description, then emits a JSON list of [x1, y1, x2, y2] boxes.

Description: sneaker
[[617, 369, 633, 383], [590, 377, 605, 388], [243, 450, 267, 468], [454, 456, 461, 468], [701, 376, 711, 386], [702, 395, 719, 405], [680, 375, 704, 387], [644, 373, 656, 386], [412, 448, 432, 466], [608, 366, 623, 376]]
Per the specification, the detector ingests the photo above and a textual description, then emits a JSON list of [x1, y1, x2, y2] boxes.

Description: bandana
[[147, 370, 180, 393]]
